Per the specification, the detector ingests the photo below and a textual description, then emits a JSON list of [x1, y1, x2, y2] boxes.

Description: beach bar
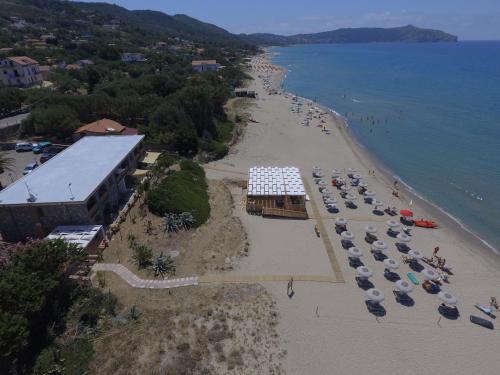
[[246, 166, 307, 219]]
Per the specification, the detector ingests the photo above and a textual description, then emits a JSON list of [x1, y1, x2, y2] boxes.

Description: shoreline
[[265, 49, 499, 261]]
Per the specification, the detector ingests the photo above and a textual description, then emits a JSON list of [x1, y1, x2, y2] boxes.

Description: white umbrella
[[317, 180, 327, 187], [331, 169, 341, 177], [348, 247, 363, 258], [352, 174, 362, 180], [341, 231, 355, 241], [372, 200, 383, 207], [386, 220, 401, 229], [313, 166, 322, 171], [356, 266, 374, 278], [364, 190, 376, 197], [321, 188, 333, 196], [372, 241, 388, 251], [324, 197, 337, 205], [408, 250, 424, 260], [348, 167, 358, 173], [438, 291, 458, 305], [313, 171, 324, 178], [358, 182, 368, 188], [384, 258, 400, 270], [395, 280, 414, 294], [422, 268, 439, 281], [341, 185, 351, 192], [396, 233, 411, 243], [335, 217, 348, 226], [345, 193, 357, 201], [365, 288, 385, 303], [365, 225, 377, 234]]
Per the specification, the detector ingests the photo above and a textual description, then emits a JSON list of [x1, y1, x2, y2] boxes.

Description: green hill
[[241, 25, 458, 45]]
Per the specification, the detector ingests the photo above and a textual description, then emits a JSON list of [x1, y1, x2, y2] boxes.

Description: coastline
[[267, 48, 500, 261]]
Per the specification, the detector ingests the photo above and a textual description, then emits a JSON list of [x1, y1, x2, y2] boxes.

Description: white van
[[15, 142, 33, 152]]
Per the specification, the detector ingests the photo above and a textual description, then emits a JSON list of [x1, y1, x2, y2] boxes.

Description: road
[[0, 113, 29, 130]]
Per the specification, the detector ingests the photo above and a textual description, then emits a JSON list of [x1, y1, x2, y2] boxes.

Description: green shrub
[[147, 162, 210, 226], [34, 339, 94, 375]]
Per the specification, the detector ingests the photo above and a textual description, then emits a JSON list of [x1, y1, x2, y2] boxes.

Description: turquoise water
[[271, 42, 500, 252]]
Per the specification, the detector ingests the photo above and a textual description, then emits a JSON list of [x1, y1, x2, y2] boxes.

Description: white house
[[0, 56, 42, 87], [192, 60, 220, 73]]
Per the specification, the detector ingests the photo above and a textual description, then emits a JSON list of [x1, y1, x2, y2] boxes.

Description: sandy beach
[[205, 53, 500, 374]]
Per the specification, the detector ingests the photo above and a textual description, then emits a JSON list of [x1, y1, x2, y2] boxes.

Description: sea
[[271, 42, 500, 253]]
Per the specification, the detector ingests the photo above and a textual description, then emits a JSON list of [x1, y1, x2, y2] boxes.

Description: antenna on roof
[[24, 182, 37, 202], [68, 182, 75, 200]]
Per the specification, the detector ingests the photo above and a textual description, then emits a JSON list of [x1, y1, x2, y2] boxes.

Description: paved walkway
[[92, 263, 198, 289]]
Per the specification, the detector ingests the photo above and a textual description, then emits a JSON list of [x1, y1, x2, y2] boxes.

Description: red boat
[[413, 220, 438, 229]]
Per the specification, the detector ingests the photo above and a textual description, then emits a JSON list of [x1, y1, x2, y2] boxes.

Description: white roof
[[46, 225, 103, 249], [0, 135, 144, 205], [247, 166, 305, 196]]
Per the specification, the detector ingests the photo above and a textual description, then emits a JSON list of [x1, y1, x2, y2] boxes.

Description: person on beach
[[433, 247, 440, 257], [394, 180, 399, 189]]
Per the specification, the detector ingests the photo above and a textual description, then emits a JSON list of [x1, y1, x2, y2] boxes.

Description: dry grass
[[103, 179, 248, 278], [90, 274, 284, 375]]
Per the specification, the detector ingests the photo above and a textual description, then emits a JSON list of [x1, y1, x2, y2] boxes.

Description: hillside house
[[192, 60, 220, 73], [0, 56, 42, 87]]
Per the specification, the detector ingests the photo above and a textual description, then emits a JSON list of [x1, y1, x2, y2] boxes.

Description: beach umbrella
[[364, 190, 376, 197], [352, 174, 362, 180], [345, 193, 357, 201], [341, 231, 355, 241], [313, 166, 321, 172], [365, 225, 377, 234], [408, 250, 424, 260], [331, 169, 341, 177], [317, 180, 327, 187], [396, 233, 412, 243], [395, 280, 414, 294], [335, 217, 348, 226], [356, 266, 374, 278], [358, 182, 368, 188], [348, 247, 363, 258], [372, 241, 388, 251], [348, 168, 358, 173], [341, 185, 351, 192], [321, 188, 333, 196], [386, 220, 401, 229], [384, 258, 400, 270], [372, 200, 383, 207], [365, 288, 385, 303], [422, 268, 439, 281], [438, 291, 458, 306], [400, 209, 414, 217], [324, 197, 337, 205]]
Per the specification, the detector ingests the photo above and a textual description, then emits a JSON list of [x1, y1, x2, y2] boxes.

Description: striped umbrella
[[356, 266, 374, 278], [335, 217, 348, 226], [365, 288, 385, 303], [341, 231, 355, 241], [348, 247, 363, 258], [395, 280, 414, 293], [384, 258, 400, 270], [372, 241, 388, 251]]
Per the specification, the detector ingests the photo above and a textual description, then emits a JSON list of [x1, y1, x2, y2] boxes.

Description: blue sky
[[76, 0, 500, 40]]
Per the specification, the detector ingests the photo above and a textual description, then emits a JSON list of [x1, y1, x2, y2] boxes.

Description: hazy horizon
[[74, 0, 500, 40]]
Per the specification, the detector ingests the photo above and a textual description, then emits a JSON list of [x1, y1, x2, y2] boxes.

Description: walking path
[[92, 263, 198, 289], [92, 263, 340, 290], [303, 178, 345, 282]]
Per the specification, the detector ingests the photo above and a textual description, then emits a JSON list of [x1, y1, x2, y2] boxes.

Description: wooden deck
[[262, 207, 308, 219]]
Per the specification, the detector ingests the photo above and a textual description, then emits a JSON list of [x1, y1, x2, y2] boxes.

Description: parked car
[[22, 162, 38, 175], [40, 153, 57, 164], [45, 145, 65, 154], [15, 142, 33, 152], [32, 141, 52, 154]]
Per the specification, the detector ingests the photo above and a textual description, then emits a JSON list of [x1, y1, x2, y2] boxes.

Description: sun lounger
[[422, 280, 440, 293], [407, 272, 420, 285], [475, 304, 496, 319]]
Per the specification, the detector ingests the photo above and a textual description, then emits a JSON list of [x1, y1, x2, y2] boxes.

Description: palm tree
[[179, 212, 195, 229], [153, 251, 176, 277], [163, 213, 179, 233]]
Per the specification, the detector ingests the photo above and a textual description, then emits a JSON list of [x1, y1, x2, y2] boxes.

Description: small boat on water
[[413, 220, 439, 229]]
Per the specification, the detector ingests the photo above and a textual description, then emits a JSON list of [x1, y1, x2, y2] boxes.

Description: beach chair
[[341, 239, 354, 249], [384, 268, 400, 281], [393, 290, 412, 304], [349, 257, 363, 268], [396, 243, 411, 253], [422, 280, 440, 294], [365, 233, 377, 244]]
